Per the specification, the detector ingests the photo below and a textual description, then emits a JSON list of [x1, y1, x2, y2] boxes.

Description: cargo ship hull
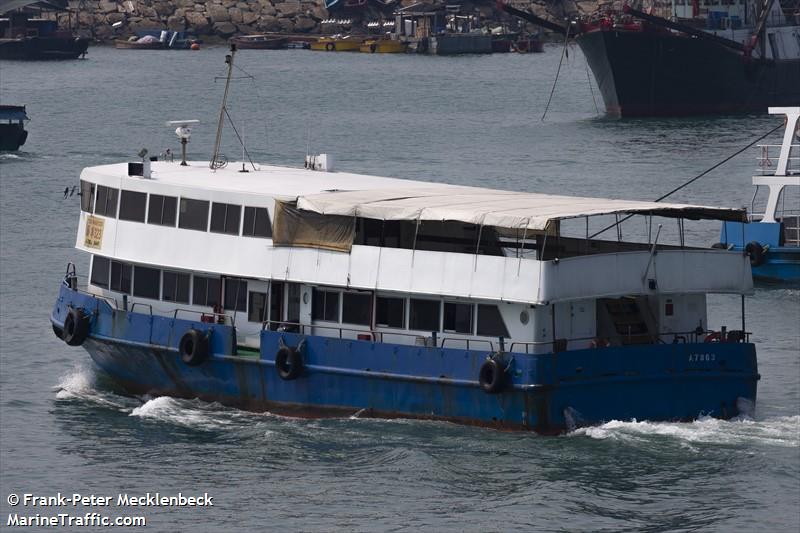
[[577, 29, 800, 117]]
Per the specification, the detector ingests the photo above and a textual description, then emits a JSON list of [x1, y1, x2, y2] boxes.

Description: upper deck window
[[342, 292, 371, 326], [95, 185, 118, 218], [179, 198, 209, 231], [119, 190, 147, 222], [242, 206, 272, 238], [80, 181, 95, 213], [148, 194, 177, 227], [476, 305, 509, 338], [444, 302, 473, 334], [210, 203, 242, 235], [410, 299, 440, 332], [90, 255, 109, 288], [376, 296, 405, 329]]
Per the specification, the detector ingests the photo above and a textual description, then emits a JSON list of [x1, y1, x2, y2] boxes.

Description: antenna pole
[[211, 44, 236, 169]]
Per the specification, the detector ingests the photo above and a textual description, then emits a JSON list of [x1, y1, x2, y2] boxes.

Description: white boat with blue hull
[[716, 107, 800, 283], [49, 47, 760, 433]]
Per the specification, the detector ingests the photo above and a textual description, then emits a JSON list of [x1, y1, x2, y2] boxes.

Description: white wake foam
[[570, 415, 800, 447]]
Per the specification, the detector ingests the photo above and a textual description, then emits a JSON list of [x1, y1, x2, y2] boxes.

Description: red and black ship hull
[[577, 28, 800, 117]]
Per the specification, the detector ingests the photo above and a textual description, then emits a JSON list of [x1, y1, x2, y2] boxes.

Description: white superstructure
[[75, 156, 752, 353]]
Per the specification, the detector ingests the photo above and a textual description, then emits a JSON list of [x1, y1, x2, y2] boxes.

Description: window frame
[[443, 301, 474, 334], [210, 202, 242, 236], [375, 295, 406, 329], [133, 265, 161, 300], [118, 190, 147, 223], [94, 185, 119, 218], [147, 194, 178, 227], [80, 180, 95, 213], [90, 255, 110, 288], [409, 298, 441, 333], [342, 292, 372, 326], [242, 206, 272, 238], [178, 197, 210, 232], [162, 270, 190, 304]]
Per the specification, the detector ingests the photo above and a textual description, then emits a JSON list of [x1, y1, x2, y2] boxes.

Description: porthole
[[520, 310, 529, 325]]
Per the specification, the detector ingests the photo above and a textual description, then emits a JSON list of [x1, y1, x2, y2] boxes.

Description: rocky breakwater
[[57, 0, 604, 43], [59, 0, 329, 42]]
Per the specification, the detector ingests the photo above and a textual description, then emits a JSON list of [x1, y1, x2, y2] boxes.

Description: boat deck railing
[[756, 144, 800, 175], [257, 319, 748, 353]]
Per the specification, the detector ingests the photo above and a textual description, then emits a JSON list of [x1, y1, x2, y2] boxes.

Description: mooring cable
[[588, 121, 784, 239], [541, 23, 571, 122]]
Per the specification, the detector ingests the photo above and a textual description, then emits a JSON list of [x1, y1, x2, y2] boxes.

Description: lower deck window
[[110, 260, 131, 294], [444, 302, 473, 334], [224, 278, 247, 312], [342, 292, 371, 326], [90, 255, 109, 288], [193, 276, 220, 307], [477, 304, 509, 338], [133, 266, 160, 299], [162, 271, 190, 304], [376, 296, 405, 328], [248, 291, 267, 322], [410, 299, 440, 332], [312, 289, 340, 322]]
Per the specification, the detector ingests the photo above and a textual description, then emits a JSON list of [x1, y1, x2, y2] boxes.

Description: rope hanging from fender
[[589, 122, 784, 239]]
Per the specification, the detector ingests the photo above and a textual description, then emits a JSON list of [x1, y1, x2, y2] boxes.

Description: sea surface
[[0, 45, 798, 532]]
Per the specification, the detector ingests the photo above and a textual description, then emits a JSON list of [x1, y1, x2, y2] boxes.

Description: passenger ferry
[[715, 107, 800, 283], [50, 49, 760, 433]]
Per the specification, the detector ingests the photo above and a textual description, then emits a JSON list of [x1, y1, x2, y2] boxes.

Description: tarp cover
[[296, 185, 746, 232], [272, 199, 355, 252]]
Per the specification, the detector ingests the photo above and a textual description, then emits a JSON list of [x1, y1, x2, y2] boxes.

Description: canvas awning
[[295, 185, 747, 233]]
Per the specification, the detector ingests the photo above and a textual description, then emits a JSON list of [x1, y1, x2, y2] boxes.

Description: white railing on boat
[[756, 144, 800, 175]]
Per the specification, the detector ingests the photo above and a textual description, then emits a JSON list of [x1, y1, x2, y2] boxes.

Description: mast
[[210, 43, 237, 169]]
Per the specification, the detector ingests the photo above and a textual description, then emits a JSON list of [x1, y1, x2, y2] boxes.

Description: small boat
[[715, 107, 800, 283], [114, 36, 164, 50], [359, 39, 406, 53], [512, 36, 544, 53], [50, 46, 760, 434], [115, 30, 200, 50], [311, 36, 362, 52], [0, 105, 29, 151], [0, 6, 89, 60], [230, 35, 288, 50]]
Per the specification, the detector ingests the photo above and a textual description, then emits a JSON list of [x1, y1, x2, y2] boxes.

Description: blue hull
[[721, 221, 800, 283], [52, 285, 759, 433]]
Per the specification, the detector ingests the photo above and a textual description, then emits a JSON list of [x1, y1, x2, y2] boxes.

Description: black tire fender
[[179, 329, 209, 366], [275, 346, 303, 380], [745, 241, 765, 266], [478, 357, 506, 394], [325, 42, 335, 51], [62, 308, 90, 346]]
